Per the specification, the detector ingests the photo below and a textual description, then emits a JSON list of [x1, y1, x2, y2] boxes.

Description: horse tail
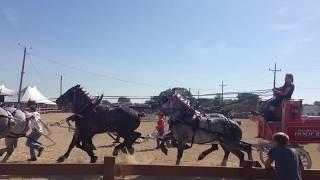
[[227, 119, 243, 141]]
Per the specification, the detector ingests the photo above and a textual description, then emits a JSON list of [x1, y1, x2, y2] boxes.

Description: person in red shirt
[[156, 114, 165, 148]]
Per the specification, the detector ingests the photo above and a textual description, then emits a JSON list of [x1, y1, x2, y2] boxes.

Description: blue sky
[[1, 0, 320, 103]]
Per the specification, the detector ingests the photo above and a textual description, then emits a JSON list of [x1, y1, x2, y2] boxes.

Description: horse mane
[[173, 93, 192, 110], [75, 85, 94, 105]]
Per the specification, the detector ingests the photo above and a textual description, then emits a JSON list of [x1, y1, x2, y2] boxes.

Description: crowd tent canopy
[[18, 86, 56, 105], [5, 85, 56, 105], [0, 85, 17, 96]]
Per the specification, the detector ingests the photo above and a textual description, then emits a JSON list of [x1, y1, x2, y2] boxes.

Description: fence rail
[[37, 108, 61, 114], [0, 157, 320, 180]]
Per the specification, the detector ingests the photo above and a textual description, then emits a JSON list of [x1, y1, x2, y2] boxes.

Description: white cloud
[[271, 23, 301, 31], [274, 7, 289, 16], [2, 8, 19, 28], [183, 39, 228, 58], [278, 37, 313, 60]]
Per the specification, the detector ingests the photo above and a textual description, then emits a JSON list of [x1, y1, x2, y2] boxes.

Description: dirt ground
[[1, 113, 319, 180]]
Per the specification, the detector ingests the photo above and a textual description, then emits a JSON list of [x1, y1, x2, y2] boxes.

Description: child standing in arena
[[156, 114, 165, 148]]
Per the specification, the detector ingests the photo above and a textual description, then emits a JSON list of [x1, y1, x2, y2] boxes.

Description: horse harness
[[0, 110, 31, 138], [0, 111, 14, 135], [170, 111, 225, 147]]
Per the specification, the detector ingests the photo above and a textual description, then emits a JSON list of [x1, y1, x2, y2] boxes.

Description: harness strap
[[0, 110, 15, 134], [5, 117, 30, 139], [189, 116, 200, 148], [172, 118, 224, 144]]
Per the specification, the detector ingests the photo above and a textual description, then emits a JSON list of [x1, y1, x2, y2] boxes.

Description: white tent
[[0, 85, 17, 96], [18, 85, 56, 105]]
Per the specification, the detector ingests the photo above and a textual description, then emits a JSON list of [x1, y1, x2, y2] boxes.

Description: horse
[[0, 107, 30, 162], [159, 92, 253, 166], [56, 85, 143, 163]]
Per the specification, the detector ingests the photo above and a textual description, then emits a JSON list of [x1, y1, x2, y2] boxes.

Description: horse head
[[160, 92, 192, 117], [56, 85, 92, 113]]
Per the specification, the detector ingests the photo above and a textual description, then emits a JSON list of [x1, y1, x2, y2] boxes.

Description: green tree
[[237, 93, 259, 105], [148, 87, 196, 109], [118, 96, 131, 104], [314, 101, 320, 106]]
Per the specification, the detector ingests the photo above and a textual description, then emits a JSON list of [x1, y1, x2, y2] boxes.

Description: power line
[[30, 53, 171, 89], [269, 62, 281, 88], [47, 88, 272, 101]]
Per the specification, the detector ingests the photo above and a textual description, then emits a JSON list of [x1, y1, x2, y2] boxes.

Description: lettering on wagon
[[294, 129, 320, 138]]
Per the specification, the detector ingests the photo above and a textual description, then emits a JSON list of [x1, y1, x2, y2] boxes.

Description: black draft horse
[[56, 85, 143, 163]]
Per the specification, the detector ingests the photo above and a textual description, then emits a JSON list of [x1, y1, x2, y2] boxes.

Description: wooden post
[[103, 156, 115, 180], [243, 160, 253, 180]]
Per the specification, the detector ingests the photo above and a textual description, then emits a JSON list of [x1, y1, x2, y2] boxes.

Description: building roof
[[6, 85, 56, 105], [0, 85, 17, 96]]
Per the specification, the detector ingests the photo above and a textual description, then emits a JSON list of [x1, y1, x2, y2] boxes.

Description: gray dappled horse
[[56, 85, 143, 163], [0, 107, 29, 162], [159, 92, 253, 166]]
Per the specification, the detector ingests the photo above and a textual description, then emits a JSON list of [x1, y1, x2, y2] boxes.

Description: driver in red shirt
[[156, 114, 165, 148]]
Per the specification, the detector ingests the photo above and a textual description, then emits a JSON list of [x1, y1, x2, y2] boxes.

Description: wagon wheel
[[258, 146, 272, 165], [296, 148, 312, 169], [259, 146, 312, 169]]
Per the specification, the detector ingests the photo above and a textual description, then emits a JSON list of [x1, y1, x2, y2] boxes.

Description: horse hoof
[[160, 147, 168, 155], [128, 147, 135, 155], [57, 156, 65, 163], [112, 149, 119, 156], [121, 147, 128, 154], [197, 155, 205, 161], [90, 156, 98, 163], [184, 144, 191, 149]]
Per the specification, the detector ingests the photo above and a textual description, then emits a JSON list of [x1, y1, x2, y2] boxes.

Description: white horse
[[0, 107, 30, 162], [159, 92, 253, 166]]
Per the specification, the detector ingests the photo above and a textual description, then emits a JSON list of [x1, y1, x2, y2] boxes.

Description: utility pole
[[219, 81, 227, 103], [59, 74, 63, 96], [269, 62, 282, 88], [197, 89, 200, 100], [17, 44, 30, 105]]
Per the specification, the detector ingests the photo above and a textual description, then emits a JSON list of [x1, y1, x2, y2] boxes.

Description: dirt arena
[[1, 113, 319, 179]]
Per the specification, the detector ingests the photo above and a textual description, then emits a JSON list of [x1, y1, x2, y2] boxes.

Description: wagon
[[250, 99, 320, 169]]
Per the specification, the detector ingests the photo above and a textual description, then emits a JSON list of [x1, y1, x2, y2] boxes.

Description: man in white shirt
[[25, 101, 44, 161]]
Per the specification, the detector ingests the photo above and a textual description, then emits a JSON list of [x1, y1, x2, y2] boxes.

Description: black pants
[[263, 97, 283, 122]]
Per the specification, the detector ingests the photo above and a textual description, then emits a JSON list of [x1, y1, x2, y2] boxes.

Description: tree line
[[143, 87, 259, 113]]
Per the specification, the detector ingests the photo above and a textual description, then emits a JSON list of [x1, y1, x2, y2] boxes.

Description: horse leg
[[160, 132, 174, 155], [81, 139, 98, 163], [242, 143, 253, 161], [57, 131, 79, 162], [126, 131, 141, 155], [230, 149, 245, 167], [176, 140, 186, 165], [0, 147, 7, 157], [113, 135, 120, 144], [1, 138, 17, 163], [197, 144, 219, 161], [1, 146, 14, 163], [112, 142, 125, 156], [220, 144, 231, 166]]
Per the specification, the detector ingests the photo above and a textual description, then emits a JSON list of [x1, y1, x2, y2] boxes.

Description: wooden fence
[[38, 107, 61, 114], [0, 157, 320, 180]]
